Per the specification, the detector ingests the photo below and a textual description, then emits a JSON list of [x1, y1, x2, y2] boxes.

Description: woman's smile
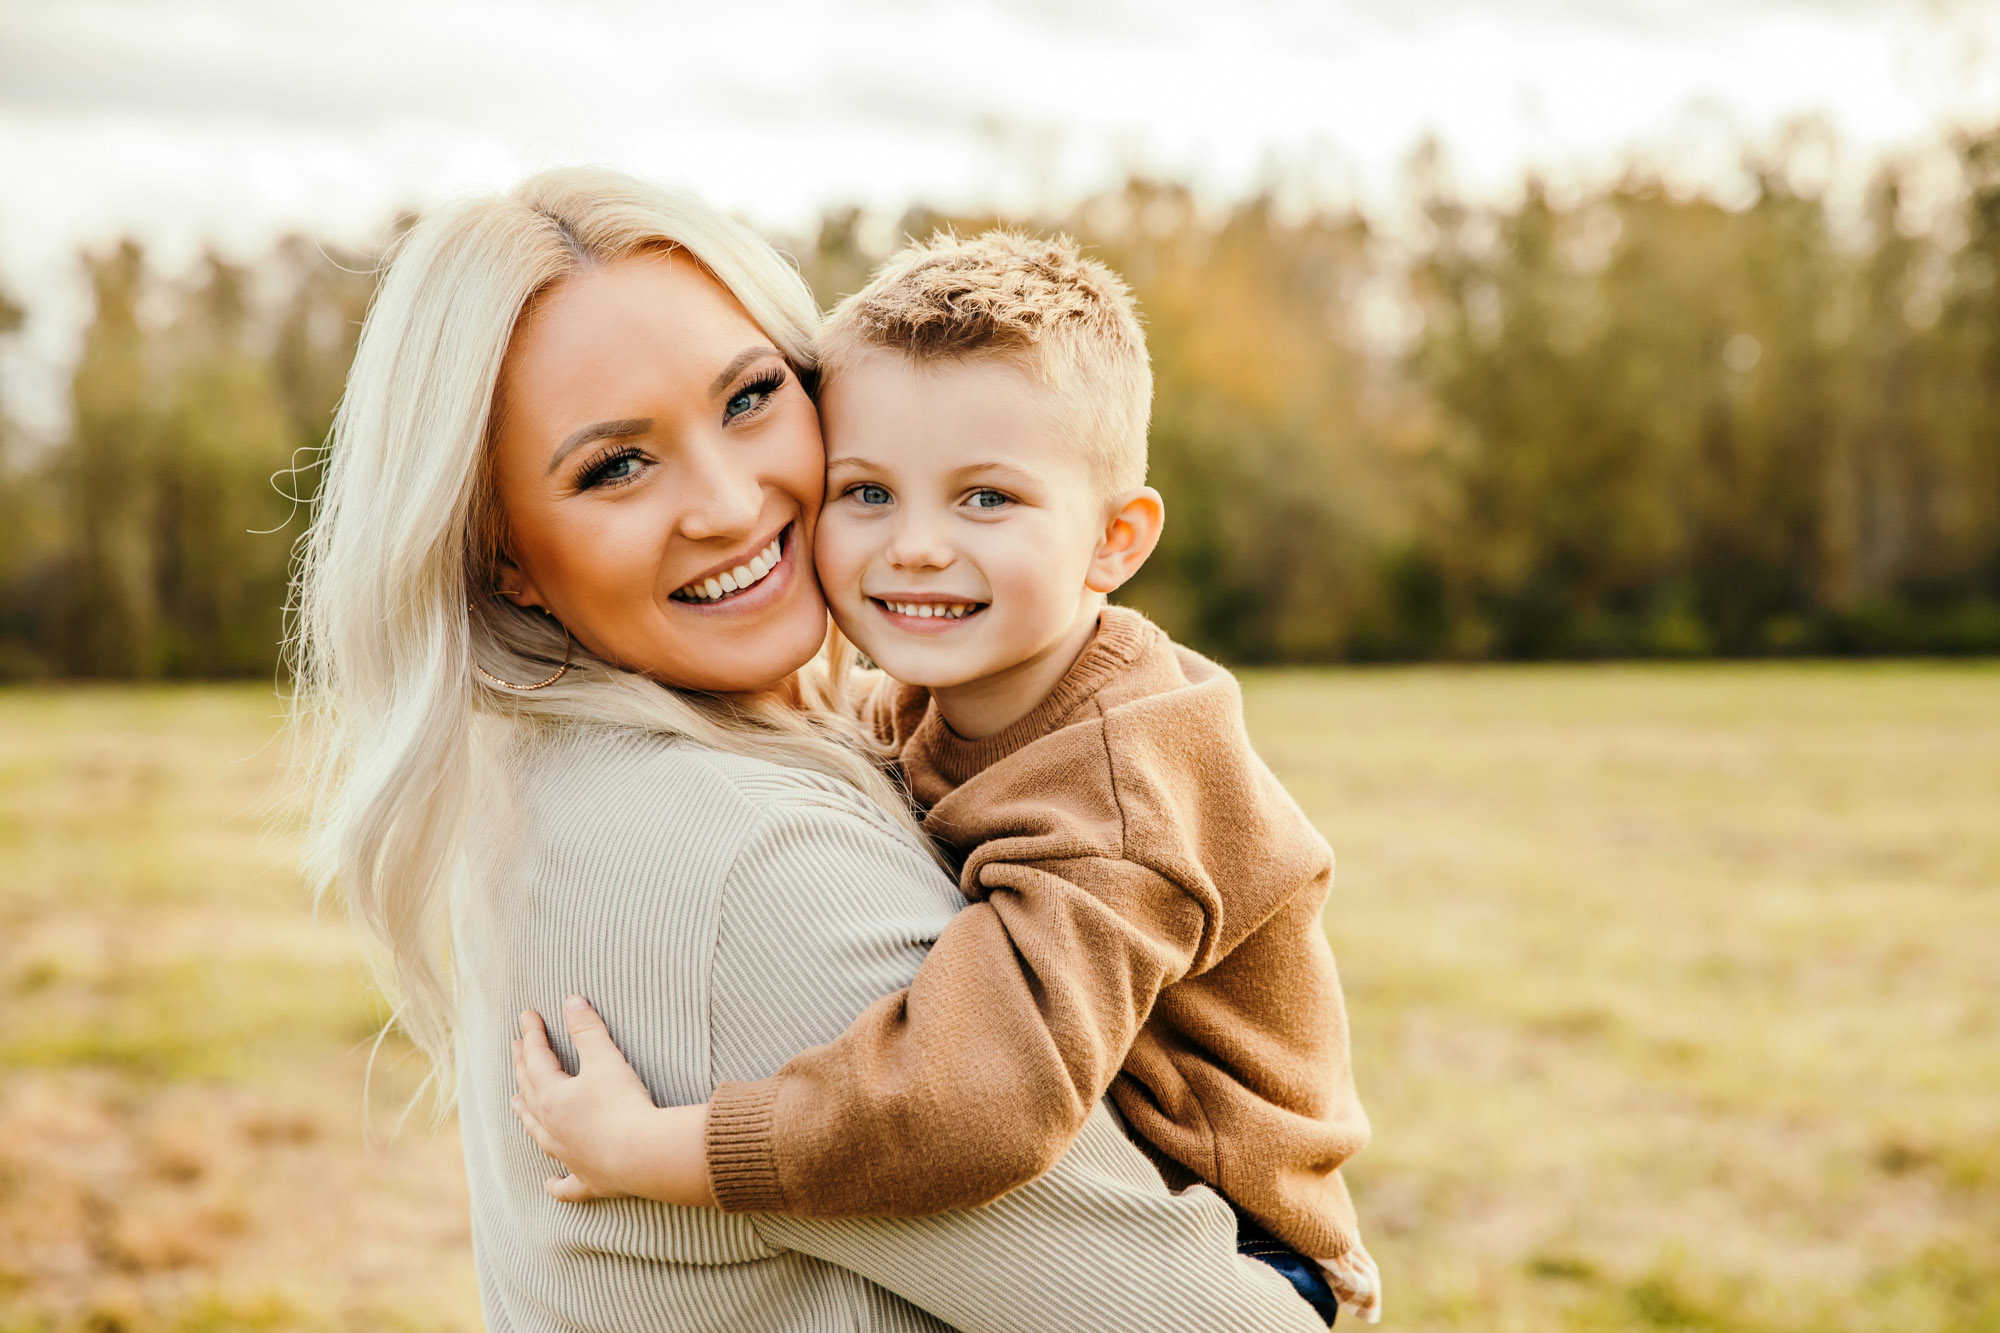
[[668, 521, 794, 609]]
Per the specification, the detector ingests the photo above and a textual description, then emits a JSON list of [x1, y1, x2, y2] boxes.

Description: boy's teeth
[[885, 601, 979, 620], [674, 537, 785, 602]]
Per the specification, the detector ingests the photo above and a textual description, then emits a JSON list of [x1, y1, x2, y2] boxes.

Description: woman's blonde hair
[[290, 166, 912, 1110]]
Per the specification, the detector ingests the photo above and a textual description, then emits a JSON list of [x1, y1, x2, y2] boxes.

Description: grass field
[[2, 668, 1996, 1331]]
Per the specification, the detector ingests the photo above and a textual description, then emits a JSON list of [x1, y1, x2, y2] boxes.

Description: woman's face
[[489, 251, 828, 695]]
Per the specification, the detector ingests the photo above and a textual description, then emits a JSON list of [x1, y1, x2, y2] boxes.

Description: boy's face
[[815, 352, 1110, 693]]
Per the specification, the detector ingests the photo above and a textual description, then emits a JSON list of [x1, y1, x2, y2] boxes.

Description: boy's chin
[[846, 638, 982, 690]]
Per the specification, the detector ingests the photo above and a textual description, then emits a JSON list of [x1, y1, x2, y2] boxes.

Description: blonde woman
[[293, 167, 1322, 1332]]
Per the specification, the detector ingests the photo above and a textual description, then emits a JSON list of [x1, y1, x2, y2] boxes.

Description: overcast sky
[[1, 0, 1994, 432]]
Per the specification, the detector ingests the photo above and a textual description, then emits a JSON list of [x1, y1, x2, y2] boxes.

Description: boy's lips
[[868, 594, 988, 631]]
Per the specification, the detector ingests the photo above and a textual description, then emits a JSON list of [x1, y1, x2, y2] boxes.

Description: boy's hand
[[1316, 1241, 1382, 1324], [510, 996, 716, 1208]]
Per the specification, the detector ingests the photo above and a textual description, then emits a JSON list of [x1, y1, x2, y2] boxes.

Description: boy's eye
[[967, 489, 1011, 510], [851, 483, 892, 506]]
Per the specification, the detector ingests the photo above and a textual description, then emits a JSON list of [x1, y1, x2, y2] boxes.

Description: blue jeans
[[1234, 1205, 1339, 1326]]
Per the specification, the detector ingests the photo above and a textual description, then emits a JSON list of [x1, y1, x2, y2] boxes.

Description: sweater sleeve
[[704, 782, 1213, 1217], [701, 790, 1326, 1333]]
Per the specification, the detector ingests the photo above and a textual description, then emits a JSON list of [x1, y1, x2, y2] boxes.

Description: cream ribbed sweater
[[451, 722, 1324, 1333]]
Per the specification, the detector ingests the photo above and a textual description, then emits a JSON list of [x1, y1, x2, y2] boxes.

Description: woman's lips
[[669, 523, 795, 612]]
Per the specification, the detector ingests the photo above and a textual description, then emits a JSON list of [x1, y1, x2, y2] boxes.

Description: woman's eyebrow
[[708, 346, 782, 396], [547, 418, 651, 473]]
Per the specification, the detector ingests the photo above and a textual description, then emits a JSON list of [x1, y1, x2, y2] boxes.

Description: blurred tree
[[0, 281, 39, 676], [0, 235, 375, 679], [1093, 183, 1395, 662], [53, 241, 158, 675], [5, 123, 1999, 677]]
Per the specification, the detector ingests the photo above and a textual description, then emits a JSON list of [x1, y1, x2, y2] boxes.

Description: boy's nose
[[883, 519, 954, 571]]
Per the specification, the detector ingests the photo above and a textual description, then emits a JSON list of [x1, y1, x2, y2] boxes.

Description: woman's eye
[[852, 484, 892, 506], [580, 452, 643, 489], [725, 371, 786, 421], [968, 489, 1010, 510]]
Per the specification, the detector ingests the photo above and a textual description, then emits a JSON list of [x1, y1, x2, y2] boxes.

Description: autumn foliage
[[2, 127, 1997, 677]]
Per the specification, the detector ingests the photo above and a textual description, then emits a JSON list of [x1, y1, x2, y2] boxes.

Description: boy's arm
[[507, 854, 1208, 1216], [705, 848, 1212, 1215], [504, 778, 1213, 1216]]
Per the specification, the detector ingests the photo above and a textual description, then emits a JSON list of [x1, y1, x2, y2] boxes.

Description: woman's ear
[[494, 554, 551, 613], [1084, 486, 1166, 595]]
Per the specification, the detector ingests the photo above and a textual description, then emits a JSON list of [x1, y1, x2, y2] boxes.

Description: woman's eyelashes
[[576, 446, 648, 491], [724, 368, 787, 423]]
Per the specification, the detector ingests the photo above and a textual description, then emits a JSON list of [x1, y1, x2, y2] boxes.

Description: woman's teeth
[[883, 601, 981, 620], [673, 536, 783, 603]]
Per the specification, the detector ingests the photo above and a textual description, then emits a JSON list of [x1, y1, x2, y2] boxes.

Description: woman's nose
[[675, 438, 764, 543]]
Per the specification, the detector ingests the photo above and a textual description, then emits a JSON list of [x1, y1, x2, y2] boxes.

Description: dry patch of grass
[[0, 687, 477, 1333], [3, 669, 1995, 1331], [1248, 664, 2000, 1331]]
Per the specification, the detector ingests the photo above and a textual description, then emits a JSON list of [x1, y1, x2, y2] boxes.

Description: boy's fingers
[[513, 1036, 551, 1098], [545, 1172, 594, 1203], [562, 995, 617, 1063], [511, 1094, 553, 1151], [517, 1010, 566, 1079]]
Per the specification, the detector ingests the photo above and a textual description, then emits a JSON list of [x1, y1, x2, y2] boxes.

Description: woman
[[293, 167, 1323, 1332]]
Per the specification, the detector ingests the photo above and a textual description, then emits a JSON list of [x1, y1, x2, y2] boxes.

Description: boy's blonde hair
[[818, 230, 1152, 496]]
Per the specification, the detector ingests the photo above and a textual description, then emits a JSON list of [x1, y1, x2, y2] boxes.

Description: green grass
[[2, 669, 1996, 1330]]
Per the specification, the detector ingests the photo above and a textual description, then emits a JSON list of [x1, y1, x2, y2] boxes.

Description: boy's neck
[[929, 599, 1104, 741]]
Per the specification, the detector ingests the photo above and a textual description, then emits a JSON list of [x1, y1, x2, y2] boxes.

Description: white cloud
[[0, 0, 1987, 435]]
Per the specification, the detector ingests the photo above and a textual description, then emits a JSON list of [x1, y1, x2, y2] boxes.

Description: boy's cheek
[[811, 513, 862, 591], [810, 517, 876, 631]]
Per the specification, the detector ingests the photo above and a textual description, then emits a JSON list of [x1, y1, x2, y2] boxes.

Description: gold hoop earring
[[468, 601, 574, 692]]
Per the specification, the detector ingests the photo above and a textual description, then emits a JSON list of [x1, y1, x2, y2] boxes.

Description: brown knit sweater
[[703, 607, 1369, 1259]]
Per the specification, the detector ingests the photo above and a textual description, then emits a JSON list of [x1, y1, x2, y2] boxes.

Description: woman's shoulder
[[510, 721, 917, 848]]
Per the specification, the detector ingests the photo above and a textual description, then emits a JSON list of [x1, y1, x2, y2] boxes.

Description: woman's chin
[[620, 594, 831, 696]]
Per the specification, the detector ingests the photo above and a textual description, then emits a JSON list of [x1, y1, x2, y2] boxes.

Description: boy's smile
[[870, 595, 987, 628], [815, 350, 1158, 739]]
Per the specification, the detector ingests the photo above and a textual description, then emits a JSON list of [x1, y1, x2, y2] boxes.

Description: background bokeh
[[1, 3, 1996, 1331]]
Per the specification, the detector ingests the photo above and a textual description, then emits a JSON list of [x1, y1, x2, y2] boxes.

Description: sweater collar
[[910, 606, 1155, 788]]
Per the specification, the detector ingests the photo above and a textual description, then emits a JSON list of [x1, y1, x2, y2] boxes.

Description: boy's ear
[[1085, 486, 1165, 595]]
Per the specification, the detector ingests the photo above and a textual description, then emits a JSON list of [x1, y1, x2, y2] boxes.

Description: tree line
[[1, 126, 1996, 677]]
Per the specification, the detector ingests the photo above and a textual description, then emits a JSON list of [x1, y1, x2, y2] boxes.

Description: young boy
[[510, 231, 1380, 1322]]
